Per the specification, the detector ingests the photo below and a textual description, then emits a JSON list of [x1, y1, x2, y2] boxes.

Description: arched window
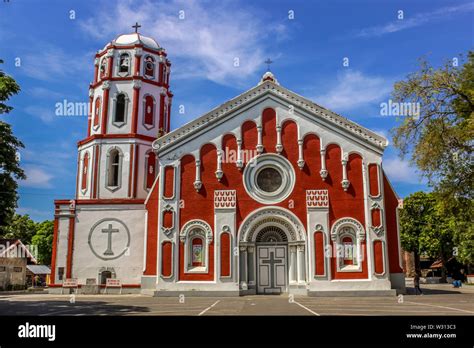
[[331, 218, 365, 272], [114, 94, 126, 124], [337, 227, 358, 269], [145, 151, 156, 189], [143, 95, 155, 127], [191, 237, 204, 267], [107, 149, 121, 188], [144, 55, 155, 79], [342, 236, 354, 265], [100, 58, 107, 79], [118, 53, 131, 74], [93, 97, 101, 128], [180, 220, 213, 273], [187, 229, 206, 269], [81, 152, 89, 191]]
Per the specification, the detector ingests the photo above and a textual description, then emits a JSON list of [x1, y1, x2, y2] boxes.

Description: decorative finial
[[132, 22, 141, 33], [264, 58, 273, 72]]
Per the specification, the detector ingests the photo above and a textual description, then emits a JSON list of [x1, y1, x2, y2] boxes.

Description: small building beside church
[[0, 239, 38, 290], [49, 30, 405, 296]]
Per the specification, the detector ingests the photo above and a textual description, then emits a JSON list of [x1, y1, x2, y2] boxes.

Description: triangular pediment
[[153, 79, 388, 154]]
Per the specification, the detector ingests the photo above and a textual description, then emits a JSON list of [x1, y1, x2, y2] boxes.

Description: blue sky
[[0, 0, 473, 221]]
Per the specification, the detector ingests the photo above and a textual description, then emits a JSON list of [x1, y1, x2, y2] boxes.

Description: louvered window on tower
[[100, 58, 107, 79], [115, 94, 126, 123], [144, 55, 155, 79], [119, 53, 130, 74], [108, 150, 120, 187]]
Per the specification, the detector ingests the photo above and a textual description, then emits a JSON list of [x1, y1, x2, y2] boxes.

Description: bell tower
[[76, 25, 172, 201]]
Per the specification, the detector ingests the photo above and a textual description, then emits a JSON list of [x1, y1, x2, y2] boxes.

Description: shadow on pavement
[[405, 286, 462, 295], [1, 300, 150, 316]]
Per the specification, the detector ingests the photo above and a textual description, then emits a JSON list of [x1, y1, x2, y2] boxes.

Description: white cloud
[[79, 0, 283, 86], [28, 87, 64, 99], [21, 165, 54, 188], [24, 105, 56, 123], [20, 45, 90, 82], [19, 141, 75, 190], [312, 70, 393, 111], [357, 3, 474, 37], [383, 157, 426, 184]]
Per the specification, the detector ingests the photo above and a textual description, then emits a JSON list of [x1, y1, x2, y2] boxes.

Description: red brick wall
[[383, 172, 404, 273], [171, 108, 374, 280]]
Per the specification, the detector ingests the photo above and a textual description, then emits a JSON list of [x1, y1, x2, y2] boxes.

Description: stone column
[[239, 246, 248, 289], [297, 139, 305, 169], [236, 139, 243, 169], [341, 156, 350, 191], [247, 245, 255, 286], [215, 150, 223, 181], [256, 125, 263, 154], [193, 159, 202, 191], [297, 245, 306, 284], [276, 125, 283, 153], [289, 245, 297, 284], [320, 149, 328, 180]]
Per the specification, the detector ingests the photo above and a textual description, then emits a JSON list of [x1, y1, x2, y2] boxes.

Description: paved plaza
[[0, 284, 472, 316]]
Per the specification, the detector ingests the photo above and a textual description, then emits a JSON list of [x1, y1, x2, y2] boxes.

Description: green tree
[[399, 192, 454, 281], [391, 53, 473, 190], [0, 59, 25, 230], [31, 220, 54, 265], [400, 192, 435, 272], [438, 194, 474, 270], [2, 214, 37, 245], [392, 53, 473, 271]]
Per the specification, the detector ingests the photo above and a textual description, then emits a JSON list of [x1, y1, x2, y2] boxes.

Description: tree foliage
[[1, 214, 37, 245], [0, 59, 20, 114], [1, 214, 54, 265], [391, 53, 473, 193], [0, 59, 25, 230], [31, 220, 54, 264], [399, 192, 452, 257], [400, 191, 456, 278], [392, 53, 474, 269]]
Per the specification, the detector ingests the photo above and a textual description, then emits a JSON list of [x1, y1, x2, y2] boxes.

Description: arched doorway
[[238, 207, 307, 295], [98, 267, 116, 285], [100, 270, 112, 285], [255, 226, 288, 294]]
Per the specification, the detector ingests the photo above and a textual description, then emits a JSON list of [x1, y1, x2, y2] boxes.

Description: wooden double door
[[256, 245, 287, 294]]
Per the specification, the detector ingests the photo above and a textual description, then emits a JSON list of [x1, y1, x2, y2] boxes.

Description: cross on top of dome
[[132, 22, 141, 33]]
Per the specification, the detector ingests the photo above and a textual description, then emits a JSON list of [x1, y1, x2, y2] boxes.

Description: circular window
[[256, 167, 282, 192], [243, 154, 295, 204]]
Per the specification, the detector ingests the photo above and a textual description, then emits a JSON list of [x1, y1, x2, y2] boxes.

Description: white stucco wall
[[54, 215, 70, 283], [71, 204, 146, 285]]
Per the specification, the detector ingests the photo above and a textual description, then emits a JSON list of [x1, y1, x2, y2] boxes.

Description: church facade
[[49, 32, 405, 296]]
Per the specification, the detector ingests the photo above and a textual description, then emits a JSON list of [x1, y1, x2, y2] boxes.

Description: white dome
[[105, 33, 161, 50]]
